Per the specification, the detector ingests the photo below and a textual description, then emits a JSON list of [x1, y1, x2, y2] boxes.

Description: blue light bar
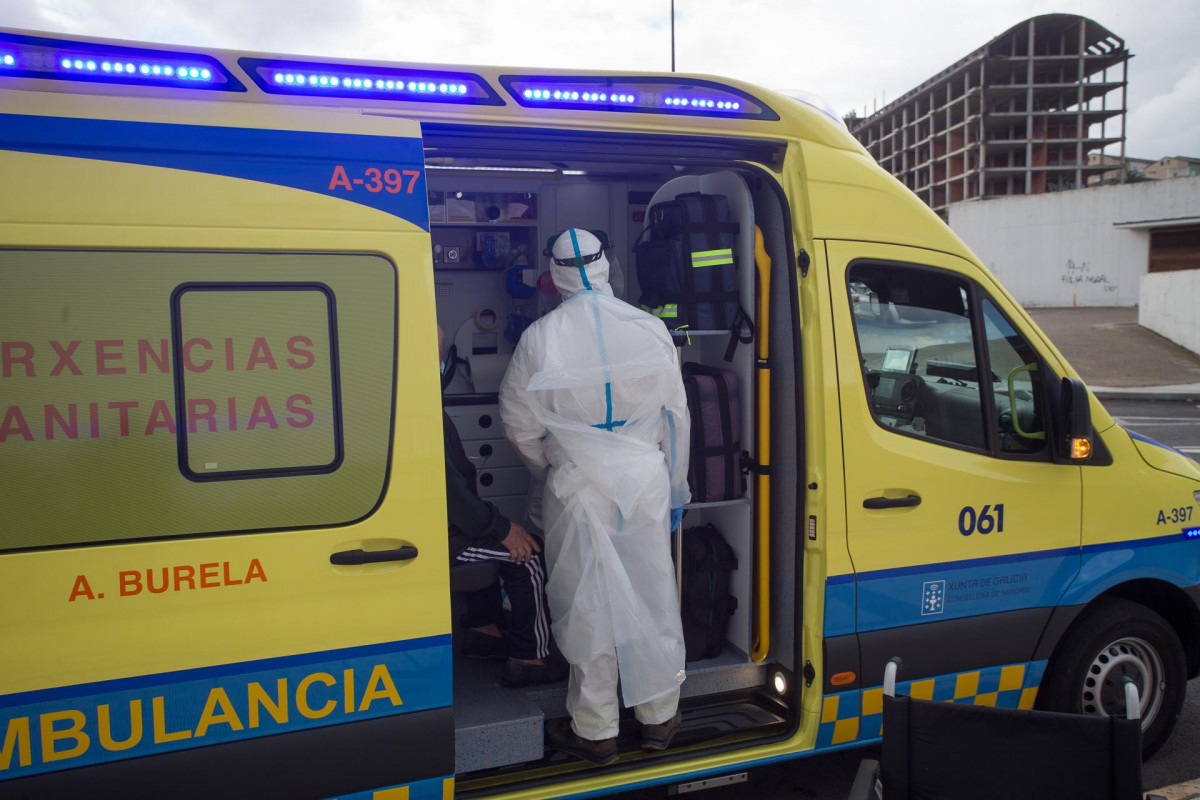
[[1186, 528, 1200, 539], [0, 31, 242, 91], [501, 76, 776, 120], [59, 56, 213, 82], [522, 88, 637, 105], [240, 57, 503, 106], [664, 96, 741, 111]]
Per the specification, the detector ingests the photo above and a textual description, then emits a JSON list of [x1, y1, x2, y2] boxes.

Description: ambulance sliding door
[[0, 107, 451, 798]]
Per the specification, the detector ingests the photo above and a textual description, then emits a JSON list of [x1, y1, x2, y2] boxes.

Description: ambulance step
[[681, 648, 766, 698], [453, 657, 549, 774], [452, 649, 771, 775], [669, 690, 788, 746], [535, 689, 788, 765], [454, 702, 545, 775]]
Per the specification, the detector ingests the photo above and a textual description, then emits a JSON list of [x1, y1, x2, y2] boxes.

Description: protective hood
[[550, 228, 612, 297]]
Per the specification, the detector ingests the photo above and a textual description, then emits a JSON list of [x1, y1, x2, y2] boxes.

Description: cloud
[[1127, 62, 1200, 159], [10, 0, 368, 51], [3, 0, 1196, 156]]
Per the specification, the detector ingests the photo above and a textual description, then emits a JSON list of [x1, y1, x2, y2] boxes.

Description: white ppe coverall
[[500, 229, 691, 741]]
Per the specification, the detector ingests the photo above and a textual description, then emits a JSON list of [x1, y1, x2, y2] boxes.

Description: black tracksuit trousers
[[452, 535, 550, 661]]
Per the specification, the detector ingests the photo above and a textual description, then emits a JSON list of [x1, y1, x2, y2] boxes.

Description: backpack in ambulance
[[634, 191, 740, 331]]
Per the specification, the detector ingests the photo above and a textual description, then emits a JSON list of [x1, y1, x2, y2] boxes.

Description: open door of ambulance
[[0, 100, 452, 798]]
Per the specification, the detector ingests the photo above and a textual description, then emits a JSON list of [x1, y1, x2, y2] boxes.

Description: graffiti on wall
[[1060, 260, 1118, 293]]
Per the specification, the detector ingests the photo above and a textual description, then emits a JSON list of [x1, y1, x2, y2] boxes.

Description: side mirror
[[1058, 376, 1093, 461]]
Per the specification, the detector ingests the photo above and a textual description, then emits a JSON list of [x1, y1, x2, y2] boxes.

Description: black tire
[[1039, 597, 1187, 757]]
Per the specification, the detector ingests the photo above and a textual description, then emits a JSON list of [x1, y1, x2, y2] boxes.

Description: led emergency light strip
[[241, 58, 503, 105], [522, 88, 637, 104], [664, 96, 741, 110], [502, 76, 776, 120], [59, 56, 213, 82], [522, 86, 740, 111], [271, 70, 468, 95], [0, 32, 240, 90]]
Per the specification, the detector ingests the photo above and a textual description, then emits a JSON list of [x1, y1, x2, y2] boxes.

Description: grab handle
[[330, 547, 418, 565], [863, 494, 921, 510]]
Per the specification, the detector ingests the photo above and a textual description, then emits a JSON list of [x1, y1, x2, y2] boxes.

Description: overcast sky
[[4, 0, 1197, 159]]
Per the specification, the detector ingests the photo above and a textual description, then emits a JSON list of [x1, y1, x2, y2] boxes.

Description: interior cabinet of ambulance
[[431, 168, 783, 775]]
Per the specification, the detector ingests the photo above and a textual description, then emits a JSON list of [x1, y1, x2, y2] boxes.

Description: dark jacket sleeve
[[444, 457, 510, 542]]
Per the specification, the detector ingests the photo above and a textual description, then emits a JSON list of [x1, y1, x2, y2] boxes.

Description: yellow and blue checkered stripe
[[817, 660, 1046, 748], [332, 775, 452, 800]]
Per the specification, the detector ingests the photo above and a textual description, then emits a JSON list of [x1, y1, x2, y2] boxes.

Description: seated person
[[439, 325, 562, 687]]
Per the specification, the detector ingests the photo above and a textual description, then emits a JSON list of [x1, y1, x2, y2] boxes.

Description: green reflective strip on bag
[[691, 248, 734, 268], [641, 303, 679, 319]]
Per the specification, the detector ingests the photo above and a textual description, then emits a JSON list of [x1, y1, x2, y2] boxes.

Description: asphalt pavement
[[1026, 306, 1200, 400], [1107, 398, 1200, 458]]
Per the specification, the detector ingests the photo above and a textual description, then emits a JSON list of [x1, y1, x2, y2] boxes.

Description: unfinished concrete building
[[847, 14, 1130, 216]]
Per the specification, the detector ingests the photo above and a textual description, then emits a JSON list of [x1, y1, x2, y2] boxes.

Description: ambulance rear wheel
[[1039, 597, 1186, 757]]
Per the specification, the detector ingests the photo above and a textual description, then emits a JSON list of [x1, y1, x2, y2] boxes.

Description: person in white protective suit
[[499, 228, 691, 765]]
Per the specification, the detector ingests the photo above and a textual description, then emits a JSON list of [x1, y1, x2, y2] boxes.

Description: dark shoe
[[500, 657, 568, 688], [462, 629, 509, 660], [640, 710, 682, 751], [546, 718, 618, 765]]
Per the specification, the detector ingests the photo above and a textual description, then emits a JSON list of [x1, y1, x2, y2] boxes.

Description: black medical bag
[[680, 523, 738, 661], [634, 192, 740, 330]]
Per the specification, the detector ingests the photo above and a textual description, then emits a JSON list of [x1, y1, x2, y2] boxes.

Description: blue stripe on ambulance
[[0, 634, 451, 781], [0, 112, 430, 228], [824, 531, 1200, 635]]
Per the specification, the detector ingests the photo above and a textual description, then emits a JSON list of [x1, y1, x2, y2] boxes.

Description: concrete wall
[[1140, 270, 1200, 356], [947, 177, 1200, 307]]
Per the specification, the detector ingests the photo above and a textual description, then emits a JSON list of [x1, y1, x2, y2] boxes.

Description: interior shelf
[[685, 497, 750, 510]]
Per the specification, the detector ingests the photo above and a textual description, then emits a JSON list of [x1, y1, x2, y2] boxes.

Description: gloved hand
[[670, 506, 684, 530]]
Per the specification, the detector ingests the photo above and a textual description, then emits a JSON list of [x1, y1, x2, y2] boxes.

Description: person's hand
[[501, 521, 541, 564], [670, 506, 684, 530]]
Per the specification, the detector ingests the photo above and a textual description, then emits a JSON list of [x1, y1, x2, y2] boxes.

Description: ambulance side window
[[981, 299, 1046, 455], [847, 262, 987, 451], [0, 250, 395, 552]]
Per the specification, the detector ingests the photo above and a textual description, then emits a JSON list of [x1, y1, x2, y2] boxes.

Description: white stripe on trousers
[[456, 545, 550, 659]]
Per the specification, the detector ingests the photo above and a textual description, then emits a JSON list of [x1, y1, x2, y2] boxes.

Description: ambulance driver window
[[982, 299, 1046, 455], [847, 263, 987, 450], [172, 284, 341, 479]]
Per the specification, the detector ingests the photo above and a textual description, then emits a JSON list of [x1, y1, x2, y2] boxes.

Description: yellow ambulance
[[2, 26, 1199, 800]]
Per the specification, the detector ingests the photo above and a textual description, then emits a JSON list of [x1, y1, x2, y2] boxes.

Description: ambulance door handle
[[330, 546, 419, 565], [863, 494, 921, 509]]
